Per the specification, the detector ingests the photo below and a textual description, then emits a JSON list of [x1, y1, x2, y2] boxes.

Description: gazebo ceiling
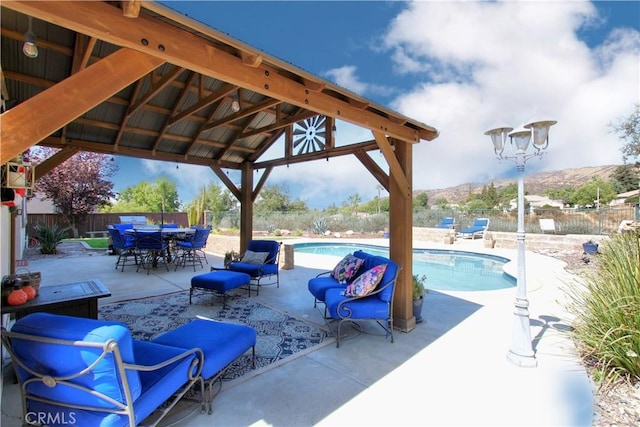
[[1, 1, 438, 177]]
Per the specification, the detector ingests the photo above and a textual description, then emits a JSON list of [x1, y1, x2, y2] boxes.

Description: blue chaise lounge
[[459, 218, 490, 239], [1, 312, 204, 427]]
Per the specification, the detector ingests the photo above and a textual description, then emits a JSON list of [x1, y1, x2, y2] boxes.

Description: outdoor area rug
[[99, 291, 334, 384]]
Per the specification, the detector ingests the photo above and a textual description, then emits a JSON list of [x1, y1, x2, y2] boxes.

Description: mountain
[[419, 165, 622, 204]]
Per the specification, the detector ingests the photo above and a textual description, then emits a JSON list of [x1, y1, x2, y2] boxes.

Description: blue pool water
[[294, 242, 516, 292]]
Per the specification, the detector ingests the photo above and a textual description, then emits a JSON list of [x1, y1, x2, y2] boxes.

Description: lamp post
[[484, 118, 557, 367]]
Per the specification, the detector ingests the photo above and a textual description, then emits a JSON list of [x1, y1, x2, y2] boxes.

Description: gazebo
[[0, 1, 439, 331]]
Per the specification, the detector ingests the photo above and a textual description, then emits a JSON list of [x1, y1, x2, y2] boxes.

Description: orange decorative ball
[[22, 285, 36, 300], [7, 288, 28, 306]]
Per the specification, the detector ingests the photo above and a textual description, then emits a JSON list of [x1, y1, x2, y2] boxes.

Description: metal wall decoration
[[293, 116, 328, 155]]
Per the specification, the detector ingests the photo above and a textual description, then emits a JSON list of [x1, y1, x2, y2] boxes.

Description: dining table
[[125, 227, 196, 265]]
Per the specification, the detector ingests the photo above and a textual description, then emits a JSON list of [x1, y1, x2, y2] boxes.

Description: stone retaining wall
[[412, 227, 604, 251], [204, 228, 606, 270]]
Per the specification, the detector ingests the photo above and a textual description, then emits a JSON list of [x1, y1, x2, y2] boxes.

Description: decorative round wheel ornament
[[293, 116, 327, 155]]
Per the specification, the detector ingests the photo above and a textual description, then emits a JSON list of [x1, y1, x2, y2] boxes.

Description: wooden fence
[[26, 213, 189, 238]]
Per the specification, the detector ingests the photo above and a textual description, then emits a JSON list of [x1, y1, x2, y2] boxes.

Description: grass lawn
[[64, 238, 109, 249]]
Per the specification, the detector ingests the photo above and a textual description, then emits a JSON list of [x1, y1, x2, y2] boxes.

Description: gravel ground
[[24, 242, 640, 426]]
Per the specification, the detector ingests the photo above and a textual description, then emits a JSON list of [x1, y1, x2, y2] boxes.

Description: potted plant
[[412, 274, 428, 323], [483, 232, 496, 248], [224, 250, 240, 267], [582, 239, 598, 255]]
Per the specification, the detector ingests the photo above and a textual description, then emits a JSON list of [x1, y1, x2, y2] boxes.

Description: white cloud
[[382, 0, 640, 190], [323, 65, 396, 98], [128, 1, 640, 208]]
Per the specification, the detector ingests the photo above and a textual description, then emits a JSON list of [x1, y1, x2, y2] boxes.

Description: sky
[[112, 0, 640, 209]]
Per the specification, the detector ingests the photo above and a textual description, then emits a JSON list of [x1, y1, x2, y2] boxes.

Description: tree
[[433, 197, 449, 209], [572, 177, 616, 207], [480, 183, 499, 208], [498, 183, 518, 209], [254, 184, 307, 213], [414, 192, 429, 209], [610, 103, 640, 163], [609, 164, 640, 193], [545, 187, 576, 206], [204, 183, 235, 226], [30, 148, 117, 236], [109, 177, 180, 213], [347, 193, 361, 215]]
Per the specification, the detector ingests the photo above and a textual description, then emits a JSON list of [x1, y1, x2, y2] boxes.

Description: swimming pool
[[294, 242, 516, 292]]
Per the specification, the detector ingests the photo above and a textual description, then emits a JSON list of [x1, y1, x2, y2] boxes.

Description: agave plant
[[312, 217, 328, 235], [33, 223, 71, 254]]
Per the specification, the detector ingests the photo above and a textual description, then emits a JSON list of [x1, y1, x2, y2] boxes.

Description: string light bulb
[[23, 16, 38, 58]]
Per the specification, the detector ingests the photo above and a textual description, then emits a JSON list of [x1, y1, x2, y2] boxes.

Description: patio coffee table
[[1, 280, 111, 320]]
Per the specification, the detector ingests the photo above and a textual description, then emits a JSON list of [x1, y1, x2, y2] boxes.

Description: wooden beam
[[353, 150, 389, 192], [3, 1, 437, 143], [209, 163, 241, 200], [40, 136, 239, 169], [121, 1, 141, 18], [241, 52, 262, 67], [34, 146, 78, 180], [252, 165, 272, 202], [372, 131, 410, 199], [389, 140, 415, 332], [239, 163, 253, 253], [253, 139, 381, 169], [0, 48, 164, 164], [203, 98, 281, 131]]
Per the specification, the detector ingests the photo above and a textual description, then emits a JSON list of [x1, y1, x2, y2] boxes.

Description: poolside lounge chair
[[458, 218, 489, 239], [435, 217, 455, 229], [539, 218, 560, 234]]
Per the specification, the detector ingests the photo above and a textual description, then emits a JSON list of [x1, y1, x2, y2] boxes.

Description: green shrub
[[33, 223, 72, 254], [566, 232, 640, 386]]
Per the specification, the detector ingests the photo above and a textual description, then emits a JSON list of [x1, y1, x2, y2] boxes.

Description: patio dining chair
[[174, 227, 211, 271], [107, 226, 138, 271], [134, 231, 169, 274]]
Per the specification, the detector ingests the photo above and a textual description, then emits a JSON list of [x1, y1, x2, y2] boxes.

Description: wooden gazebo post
[[388, 139, 415, 332], [239, 162, 254, 253]]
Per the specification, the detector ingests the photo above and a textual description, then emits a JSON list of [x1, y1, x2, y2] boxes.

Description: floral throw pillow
[[331, 254, 364, 283], [343, 264, 387, 297]]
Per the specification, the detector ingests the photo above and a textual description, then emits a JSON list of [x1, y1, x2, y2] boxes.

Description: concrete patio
[[1, 237, 594, 426]]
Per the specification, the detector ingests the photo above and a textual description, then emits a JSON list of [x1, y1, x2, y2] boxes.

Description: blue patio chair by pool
[[107, 226, 138, 271], [459, 218, 490, 239], [436, 217, 455, 229]]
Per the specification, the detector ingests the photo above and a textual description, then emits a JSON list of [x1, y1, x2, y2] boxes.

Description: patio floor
[[1, 237, 593, 426]]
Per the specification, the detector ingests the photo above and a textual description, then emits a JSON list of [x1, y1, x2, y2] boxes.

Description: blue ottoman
[[190, 270, 251, 307], [151, 318, 256, 414]]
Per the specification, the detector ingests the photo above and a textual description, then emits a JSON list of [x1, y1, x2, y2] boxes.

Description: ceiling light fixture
[[23, 16, 38, 59], [231, 92, 240, 113]]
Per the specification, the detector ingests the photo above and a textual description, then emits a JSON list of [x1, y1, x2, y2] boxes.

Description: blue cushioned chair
[[321, 252, 400, 348], [175, 227, 211, 271], [108, 226, 138, 272], [458, 217, 490, 239], [435, 217, 455, 229], [227, 240, 281, 296], [1, 313, 204, 427], [134, 230, 169, 274]]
